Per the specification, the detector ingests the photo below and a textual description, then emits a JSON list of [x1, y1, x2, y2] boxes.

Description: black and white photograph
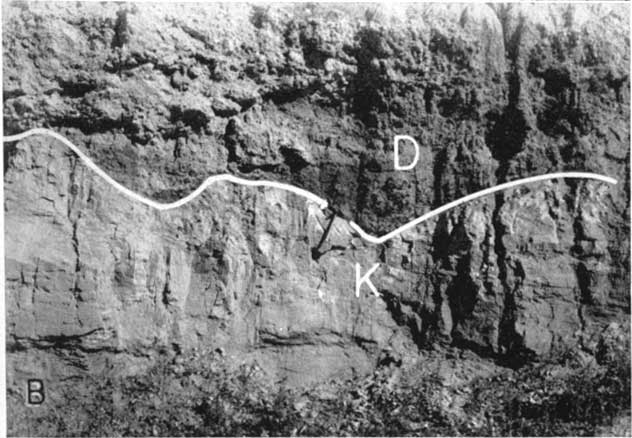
[[1, 1, 630, 436]]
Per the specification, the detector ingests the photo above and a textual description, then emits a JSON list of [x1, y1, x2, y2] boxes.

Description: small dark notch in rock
[[169, 105, 210, 132], [279, 145, 310, 172], [3, 141, 17, 174], [111, 8, 131, 49], [250, 5, 271, 29], [3, 89, 26, 100], [56, 77, 98, 98]]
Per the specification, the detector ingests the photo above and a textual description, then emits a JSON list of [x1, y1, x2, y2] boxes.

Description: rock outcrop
[[3, 1, 629, 402]]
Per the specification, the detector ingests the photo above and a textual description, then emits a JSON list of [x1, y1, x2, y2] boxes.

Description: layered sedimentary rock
[[3, 2, 630, 390]]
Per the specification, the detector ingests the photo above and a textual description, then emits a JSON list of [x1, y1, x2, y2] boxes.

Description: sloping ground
[[2, 2, 630, 435]]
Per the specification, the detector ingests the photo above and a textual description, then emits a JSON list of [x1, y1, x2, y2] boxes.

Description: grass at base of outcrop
[[7, 348, 630, 437], [464, 348, 631, 436]]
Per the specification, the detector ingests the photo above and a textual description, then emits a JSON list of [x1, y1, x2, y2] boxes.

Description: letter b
[[393, 135, 420, 170], [27, 379, 45, 405]]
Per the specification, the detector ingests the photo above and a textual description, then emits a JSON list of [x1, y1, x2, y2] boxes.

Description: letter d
[[393, 135, 420, 171]]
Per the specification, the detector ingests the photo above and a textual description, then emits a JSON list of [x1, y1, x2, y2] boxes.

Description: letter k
[[355, 263, 380, 298]]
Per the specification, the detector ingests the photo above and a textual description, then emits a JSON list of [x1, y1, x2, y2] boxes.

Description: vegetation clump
[[8, 348, 630, 437]]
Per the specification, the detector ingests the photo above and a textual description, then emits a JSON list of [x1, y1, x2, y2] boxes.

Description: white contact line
[[3, 128, 617, 246], [350, 171, 617, 244], [2, 128, 329, 210]]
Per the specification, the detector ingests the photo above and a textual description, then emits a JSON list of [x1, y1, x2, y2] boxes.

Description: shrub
[[463, 348, 631, 436], [9, 348, 630, 436], [11, 351, 456, 437]]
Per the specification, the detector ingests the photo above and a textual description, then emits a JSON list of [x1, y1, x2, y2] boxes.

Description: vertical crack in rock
[[311, 212, 336, 261], [68, 156, 83, 310], [493, 192, 516, 361], [484, 14, 534, 364], [162, 248, 172, 307]]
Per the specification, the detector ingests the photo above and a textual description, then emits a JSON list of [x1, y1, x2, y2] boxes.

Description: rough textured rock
[[3, 1, 629, 401]]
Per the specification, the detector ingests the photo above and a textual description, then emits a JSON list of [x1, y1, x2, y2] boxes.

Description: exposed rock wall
[[3, 2, 630, 387]]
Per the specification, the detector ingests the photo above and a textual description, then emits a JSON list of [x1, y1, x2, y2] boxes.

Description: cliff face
[[3, 2, 630, 391]]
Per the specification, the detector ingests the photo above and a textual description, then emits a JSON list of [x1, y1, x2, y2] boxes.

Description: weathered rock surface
[[3, 1, 629, 397]]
